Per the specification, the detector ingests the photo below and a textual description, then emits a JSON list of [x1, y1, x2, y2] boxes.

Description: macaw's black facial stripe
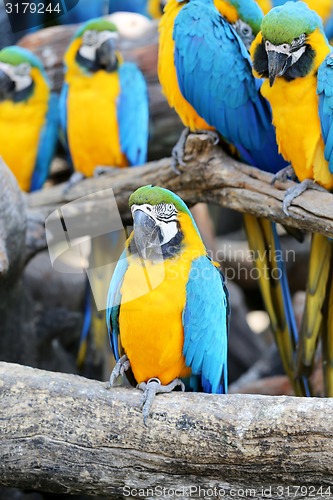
[[13, 81, 34, 102], [161, 228, 184, 259], [284, 45, 315, 81], [252, 40, 269, 79], [253, 40, 316, 82], [157, 214, 178, 223], [76, 51, 119, 73]]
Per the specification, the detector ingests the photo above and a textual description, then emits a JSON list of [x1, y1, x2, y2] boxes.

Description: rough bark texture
[[28, 134, 333, 237], [1, 362, 333, 499]]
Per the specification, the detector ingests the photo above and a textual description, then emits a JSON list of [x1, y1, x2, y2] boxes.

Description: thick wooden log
[[28, 135, 333, 238], [1, 362, 333, 499]]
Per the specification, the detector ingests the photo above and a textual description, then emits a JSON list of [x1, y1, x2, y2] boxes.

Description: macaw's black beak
[[96, 38, 117, 72], [133, 210, 162, 260], [0, 69, 15, 101], [267, 50, 289, 87]]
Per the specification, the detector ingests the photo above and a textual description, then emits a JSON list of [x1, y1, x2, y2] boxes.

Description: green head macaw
[[107, 185, 229, 423], [60, 17, 149, 177], [0, 46, 58, 192], [252, 1, 333, 395], [165, 0, 311, 396]]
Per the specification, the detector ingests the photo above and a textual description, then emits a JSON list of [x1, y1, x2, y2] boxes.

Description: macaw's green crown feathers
[[75, 18, 118, 38], [0, 46, 44, 72], [261, 1, 323, 45], [227, 0, 263, 35], [129, 185, 191, 214]]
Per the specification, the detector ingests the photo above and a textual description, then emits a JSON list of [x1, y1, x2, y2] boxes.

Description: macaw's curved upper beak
[[267, 50, 289, 87], [133, 209, 162, 260], [0, 69, 15, 101], [96, 38, 117, 72]]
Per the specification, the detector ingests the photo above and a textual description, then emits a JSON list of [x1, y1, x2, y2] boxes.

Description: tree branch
[[1, 362, 333, 499], [28, 135, 333, 237]]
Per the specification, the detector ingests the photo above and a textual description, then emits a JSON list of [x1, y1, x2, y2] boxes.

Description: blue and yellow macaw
[[60, 18, 149, 369], [161, 0, 310, 395], [107, 185, 229, 423], [109, 0, 167, 18], [251, 1, 333, 395], [0, 46, 58, 192], [60, 18, 148, 177]]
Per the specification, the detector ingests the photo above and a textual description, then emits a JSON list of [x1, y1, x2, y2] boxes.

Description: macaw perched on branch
[[0, 46, 58, 192], [161, 0, 310, 395], [251, 1, 333, 395], [60, 18, 148, 178], [107, 185, 229, 423], [60, 18, 149, 370]]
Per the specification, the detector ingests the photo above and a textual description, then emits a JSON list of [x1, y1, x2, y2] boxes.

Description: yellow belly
[[67, 70, 128, 177], [0, 80, 48, 192], [261, 71, 333, 190], [119, 255, 193, 384], [158, 0, 214, 132]]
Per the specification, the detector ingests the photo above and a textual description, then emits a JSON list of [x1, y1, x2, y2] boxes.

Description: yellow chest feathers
[[261, 32, 333, 190], [0, 69, 49, 192], [118, 212, 206, 384]]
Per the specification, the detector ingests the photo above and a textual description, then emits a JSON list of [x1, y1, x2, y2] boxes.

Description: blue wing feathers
[[30, 92, 59, 191], [183, 257, 229, 394], [106, 250, 129, 361], [318, 52, 333, 173], [118, 62, 149, 166], [173, 0, 287, 173]]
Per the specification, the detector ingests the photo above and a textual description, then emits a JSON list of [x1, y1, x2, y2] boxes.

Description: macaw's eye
[[83, 30, 98, 46], [282, 44, 288, 50], [242, 26, 251, 37], [15, 62, 31, 77]]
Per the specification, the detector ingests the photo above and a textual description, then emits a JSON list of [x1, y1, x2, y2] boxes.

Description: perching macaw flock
[[2, 0, 333, 421]]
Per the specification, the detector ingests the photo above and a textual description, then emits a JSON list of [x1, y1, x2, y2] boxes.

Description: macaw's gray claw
[[201, 129, 219, 145], [271, 165, 296, 185], [171, 127, 190, 174], [109, 354, 130, 387], [137, 377, 185, 425], [283, 179, 328, 216]]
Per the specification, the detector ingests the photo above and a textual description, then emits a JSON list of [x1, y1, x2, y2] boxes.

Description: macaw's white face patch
[[79, 30, 118, 62], [0, 61, 32, 92], [131, 203, 179, 246]]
